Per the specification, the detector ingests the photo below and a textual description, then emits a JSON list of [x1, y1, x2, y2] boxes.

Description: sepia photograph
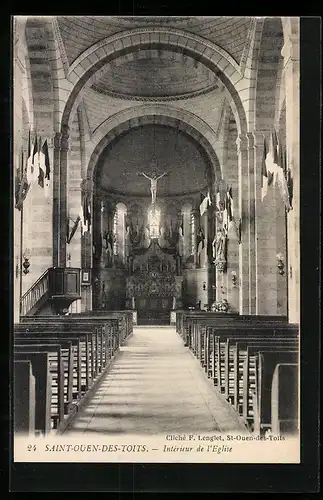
[[12, 15, 306, 471]]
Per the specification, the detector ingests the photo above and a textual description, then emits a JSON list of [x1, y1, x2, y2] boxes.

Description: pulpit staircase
[[20, 268, 81, 317]]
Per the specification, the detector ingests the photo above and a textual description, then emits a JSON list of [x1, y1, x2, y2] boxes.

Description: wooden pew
[[251, 351, 298, 434], [14, 352, 52, 434], [18, 318, 122, 354], [15, 344, 64, 430], [21, 311, 133, 345], [175, 310, 288, 351], [204, 323, 298, 379], [176, 314, 299, 435], [15, 329, 115, 397], [14, 314, 127, 433], [15, 339, 76, 412], [14, 360, 36, 434], [69, 310, 133, 343], [224, 338, 297, 408], [271, 363, 299, 435], [190, 314, 289, 358], [15, 324, 117, 382]]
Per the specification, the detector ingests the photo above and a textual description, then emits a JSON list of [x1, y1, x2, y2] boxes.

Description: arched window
[[148, 204, 161, 239], [113, 203, 127, 261], [190, 211, 196, 255], [113, 211, 118, 255]]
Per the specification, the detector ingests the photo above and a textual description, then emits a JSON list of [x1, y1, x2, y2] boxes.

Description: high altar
[[125, 239, 183, 324]]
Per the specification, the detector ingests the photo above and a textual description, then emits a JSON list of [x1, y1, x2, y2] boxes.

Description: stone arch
[[241, 17, 265, 132], [14, 17, 34, 130], [254, 17, 285, 132], [86, 105, 222, 187], [248, 16, 299, 134], [60, 27, 248, 135], [24, 17, 55, 137]]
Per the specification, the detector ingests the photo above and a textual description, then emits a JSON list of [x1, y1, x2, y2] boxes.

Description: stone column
[[52, 132, 61, 267], [246, 132, 257, 314], [236, 133, 250, 314], [59, 125, 70, 267], [252, 131, 266, 315], [192, 208, 199, 268], [100, 198, 106, 268], [281, 32, 300, 324], [207, 200, 216, 306]]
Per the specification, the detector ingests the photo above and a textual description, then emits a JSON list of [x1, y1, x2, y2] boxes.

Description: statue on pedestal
[[213, 228, 227, 272], [103, 230, 114, 267]]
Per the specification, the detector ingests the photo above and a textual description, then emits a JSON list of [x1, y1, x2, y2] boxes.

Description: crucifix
[[137, 170, 168, 205]]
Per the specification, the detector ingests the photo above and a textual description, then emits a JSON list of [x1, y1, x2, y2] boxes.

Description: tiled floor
[[64, 326, 248, 436]]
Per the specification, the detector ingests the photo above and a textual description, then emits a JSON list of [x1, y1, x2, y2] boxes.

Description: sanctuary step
[[137, 311, 170, 326]]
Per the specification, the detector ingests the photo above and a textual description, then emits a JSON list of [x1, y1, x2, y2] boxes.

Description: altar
[[126, 240, 183, 325]]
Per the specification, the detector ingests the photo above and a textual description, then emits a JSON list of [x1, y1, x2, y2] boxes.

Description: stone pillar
[[52, 132, 61, 268], [236, 134, 250, 314], [100, 199, 105, 268], [281, 32, 300, 324], [192, 208, 199, 268], [246, 132, 257, 314], [252, 131, 266, 315], [59, 125, 70, 267]]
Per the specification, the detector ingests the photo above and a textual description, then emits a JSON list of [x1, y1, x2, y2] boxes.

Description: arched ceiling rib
[[56, 16, 253, 67], [81, 86, 227, 135]]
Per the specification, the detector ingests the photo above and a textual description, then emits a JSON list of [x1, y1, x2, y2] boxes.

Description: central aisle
[[64, 326, 248, 436]]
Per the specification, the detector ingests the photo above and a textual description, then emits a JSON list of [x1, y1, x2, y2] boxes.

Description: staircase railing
[[20, 269, 50, 317]]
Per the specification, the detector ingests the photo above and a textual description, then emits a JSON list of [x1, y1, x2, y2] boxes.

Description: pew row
[[175, 311, 299, 436], [14, 313, 133, 435]]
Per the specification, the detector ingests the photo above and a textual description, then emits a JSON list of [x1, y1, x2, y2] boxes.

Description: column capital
[[236, 134, 248, 153]]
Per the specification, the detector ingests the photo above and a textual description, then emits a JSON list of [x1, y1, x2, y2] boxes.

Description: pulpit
[[48, 267, 81, 315]]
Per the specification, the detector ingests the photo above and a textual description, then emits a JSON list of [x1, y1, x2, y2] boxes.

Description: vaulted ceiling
[[56, 16, 253, 67], [53, 16, 253, 103], [97, 125, 211, 197], [91, 49, 220, 100]]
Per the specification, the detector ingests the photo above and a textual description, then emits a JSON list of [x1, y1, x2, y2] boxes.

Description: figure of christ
[[137, 171, 168, 204]]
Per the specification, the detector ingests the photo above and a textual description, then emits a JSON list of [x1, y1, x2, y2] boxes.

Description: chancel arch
[[88, 122, 218, 320], [61, 27, 248, 135]]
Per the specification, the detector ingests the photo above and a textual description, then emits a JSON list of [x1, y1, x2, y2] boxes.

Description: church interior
[[13, 16, 300, 447]]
